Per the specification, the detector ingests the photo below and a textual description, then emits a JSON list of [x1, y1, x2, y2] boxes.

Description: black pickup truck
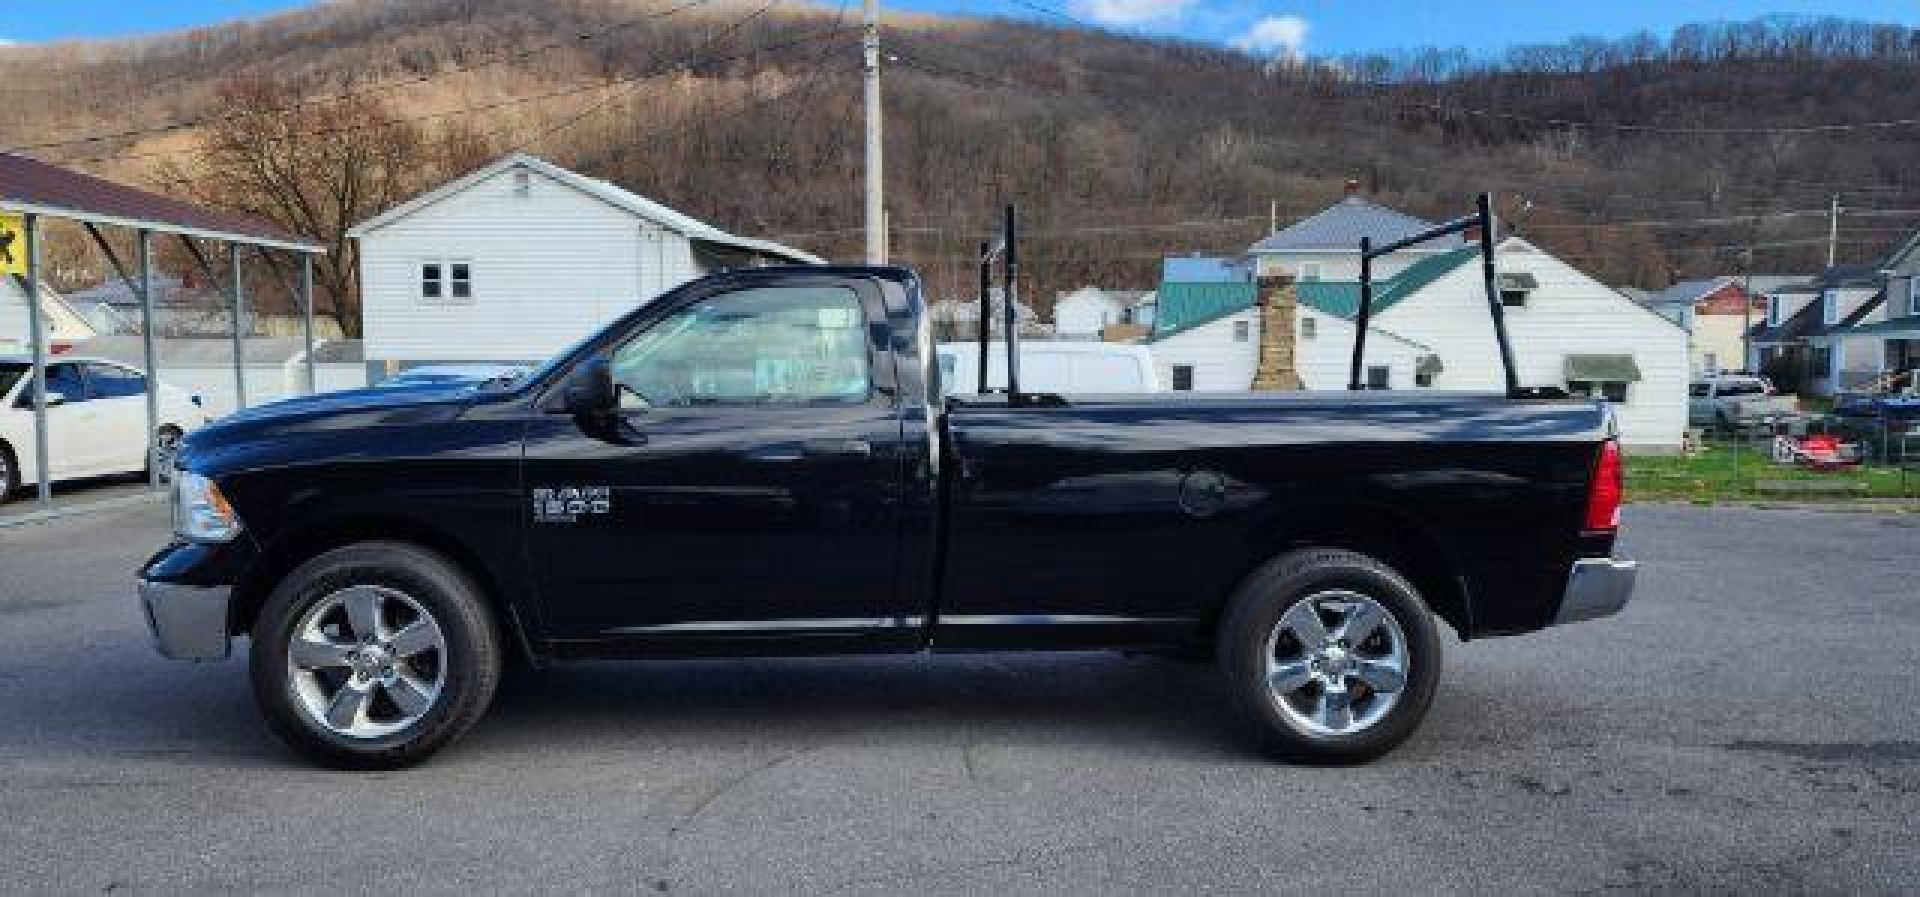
[[138, 265, 1634, 769]]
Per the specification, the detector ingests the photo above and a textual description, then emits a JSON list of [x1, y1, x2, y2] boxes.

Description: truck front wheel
[[249, 542, 502, 770], [1218, 549, 1441, 764]]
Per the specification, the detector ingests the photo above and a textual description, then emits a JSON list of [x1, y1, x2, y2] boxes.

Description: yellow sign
[[0, 214, 24, 277]]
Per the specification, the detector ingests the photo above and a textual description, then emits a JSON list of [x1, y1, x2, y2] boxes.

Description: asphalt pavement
[[2, 504, 1917, 893]]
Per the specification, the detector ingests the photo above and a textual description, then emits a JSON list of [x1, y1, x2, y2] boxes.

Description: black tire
[[0, 440, 18, 505], [1217, 548, 1441, 765], [250, 542, 502, 770]]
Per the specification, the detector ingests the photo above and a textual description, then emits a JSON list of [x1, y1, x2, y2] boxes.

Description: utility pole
[[1827, 194, 1840, 268], [862, 0, 886, 265]]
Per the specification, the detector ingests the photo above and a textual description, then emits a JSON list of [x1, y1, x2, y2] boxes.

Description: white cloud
[[1234, 15, 1310, 59], [1069, 0, 1199, 26]]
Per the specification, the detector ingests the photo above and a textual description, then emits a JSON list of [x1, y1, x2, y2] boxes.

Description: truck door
[[521, 276, 908, 640]]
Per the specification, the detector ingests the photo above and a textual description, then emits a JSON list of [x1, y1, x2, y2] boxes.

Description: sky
[[2, 0, 1918, 57]]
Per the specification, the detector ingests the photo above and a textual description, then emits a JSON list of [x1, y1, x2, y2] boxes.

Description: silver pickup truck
[[1689, 375, 1798, 431]]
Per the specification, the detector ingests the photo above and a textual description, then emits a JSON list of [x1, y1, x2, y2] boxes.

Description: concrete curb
[[0, 492, 165, 530]]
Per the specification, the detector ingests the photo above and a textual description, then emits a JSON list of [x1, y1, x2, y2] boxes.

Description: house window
[[421, 263, 442, 299], [1568, 380, 1630, 403], [1909, 278, 1919, 316], [1767, 297, 1781, 326], [1300, 316, 1316, 340], [1703, 352, 1718, 374], [449, 262, 472, 299], [421, 259, 473, 302], [1366, 365, 1390, 390], [1500, 290, 1528, 308], [1415, 371, 1434, 387], [1171, 365, 1194, 391], [1297, 263, 1322, 281], [1809, 345, 1832, 374], [1823, 289, 1839, 326], [1233, 320, 1250, 342]]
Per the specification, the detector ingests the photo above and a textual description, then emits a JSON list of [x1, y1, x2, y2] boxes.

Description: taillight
[[1584, 439, 1623, 533]]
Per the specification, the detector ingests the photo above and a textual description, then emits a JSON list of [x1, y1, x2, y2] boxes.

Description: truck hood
[[188, 383, 478, 447]]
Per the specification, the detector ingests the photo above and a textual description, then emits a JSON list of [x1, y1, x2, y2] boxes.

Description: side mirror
[[560, 356, 616, 416]]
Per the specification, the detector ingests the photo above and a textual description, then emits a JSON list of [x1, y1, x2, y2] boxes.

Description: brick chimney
[[1250, 274, 1304, 391]]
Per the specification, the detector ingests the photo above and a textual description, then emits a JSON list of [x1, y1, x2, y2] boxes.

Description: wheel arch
[[229, 514, 537, 664], [1218, 501, 1473, 640]]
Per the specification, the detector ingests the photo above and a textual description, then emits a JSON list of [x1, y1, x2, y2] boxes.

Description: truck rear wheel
[[1218, 548, 1441, 764], [249, 542, 502, 770]]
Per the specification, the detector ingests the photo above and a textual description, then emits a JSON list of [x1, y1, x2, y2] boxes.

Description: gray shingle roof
[[1642, 277, 1732, 308], [1249, 197, 1462, 254]]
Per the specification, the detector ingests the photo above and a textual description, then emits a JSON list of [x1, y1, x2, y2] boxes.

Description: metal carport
[[1, 152, 325, 510]]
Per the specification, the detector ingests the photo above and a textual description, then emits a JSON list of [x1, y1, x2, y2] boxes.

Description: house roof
[[1161, 256, 1249, 283], [1642, 277, 1733, 308], [1813, 289, 1887, 337], [1150, 248, 1476, 345], [0, 152, 318, 252], [1748, 297, 1825, 344], [1248, 197, 1463, 255], [1291, 247, 1481, 318], [1841, 316, 1920, 339], [345, 153, 823, 265]]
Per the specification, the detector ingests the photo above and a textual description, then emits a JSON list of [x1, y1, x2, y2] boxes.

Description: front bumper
[[138, 578, 232, 661], [1552, 557, 1637, 625]]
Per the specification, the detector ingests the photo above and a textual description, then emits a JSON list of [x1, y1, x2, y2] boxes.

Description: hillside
[[4, 0, 1920, 325]]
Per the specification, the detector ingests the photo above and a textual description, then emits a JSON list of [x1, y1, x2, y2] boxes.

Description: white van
[[936, 341, 1160, 395]]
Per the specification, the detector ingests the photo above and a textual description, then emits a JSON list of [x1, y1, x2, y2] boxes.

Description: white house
[[1053, 287, 1154, 340], [1149, 196, 1688, 450], [0, 275, 96, 354], [346, 153, 822, 368], [1149, 280, 1433, 391]]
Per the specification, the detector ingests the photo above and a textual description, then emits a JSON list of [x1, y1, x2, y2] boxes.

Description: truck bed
[[933, 391, 1613, 648]]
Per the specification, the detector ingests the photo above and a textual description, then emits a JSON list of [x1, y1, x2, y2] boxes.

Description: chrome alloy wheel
[[1263, 590, 1409, 736], [288, 586, 447, 740]]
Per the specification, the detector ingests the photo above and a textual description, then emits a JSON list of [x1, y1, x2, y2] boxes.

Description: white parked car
[[936, 341, 1161, 395], [0, 355, 209, 501]]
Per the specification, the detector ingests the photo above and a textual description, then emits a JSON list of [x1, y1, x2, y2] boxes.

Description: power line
[[4, 0, 723, 155]]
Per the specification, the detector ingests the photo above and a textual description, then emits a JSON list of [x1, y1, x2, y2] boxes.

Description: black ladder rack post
[[1349, 192, 1523, 397], [1349, 235, 1374, 390], [976, 240, 992, 394], [1477, 192, 1521, 396], [1002, 203, 1022, 405]]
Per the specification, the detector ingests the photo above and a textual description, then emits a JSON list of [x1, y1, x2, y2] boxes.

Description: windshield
[[0, 363, 24, 400]]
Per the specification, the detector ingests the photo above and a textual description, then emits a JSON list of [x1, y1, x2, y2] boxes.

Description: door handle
[[802, 439, 873, 459]]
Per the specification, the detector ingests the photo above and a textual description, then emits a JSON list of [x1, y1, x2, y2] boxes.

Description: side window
[[611, 286, 870, 407], [31, 363, 88, 406], [449, 262, 472, 300], [86, 363, 147, 398]]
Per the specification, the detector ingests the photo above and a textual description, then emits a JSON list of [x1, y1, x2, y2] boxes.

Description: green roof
[[1148, 246, 1480, 342]]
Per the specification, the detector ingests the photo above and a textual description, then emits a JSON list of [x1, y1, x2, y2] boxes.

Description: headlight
[[174, 471, 243, 542]]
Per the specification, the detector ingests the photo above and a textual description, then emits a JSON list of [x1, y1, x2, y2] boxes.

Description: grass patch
[[1627, 442, 1920, 502]]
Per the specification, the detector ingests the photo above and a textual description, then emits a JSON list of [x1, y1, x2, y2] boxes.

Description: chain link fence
[[1631, 412, 1920, 502]]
